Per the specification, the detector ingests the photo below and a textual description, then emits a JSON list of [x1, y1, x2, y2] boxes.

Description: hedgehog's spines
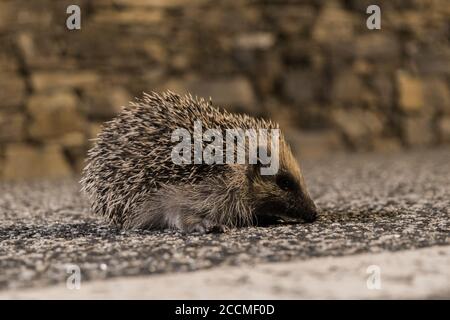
[[81, 91, 296, 231]]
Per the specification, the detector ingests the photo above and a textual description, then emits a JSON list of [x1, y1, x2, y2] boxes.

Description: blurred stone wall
[[0, 0, 449, 179]]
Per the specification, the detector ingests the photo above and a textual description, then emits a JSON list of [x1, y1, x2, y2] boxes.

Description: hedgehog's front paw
[[205, 224, 230, 234], [185, 219, 229, 234]]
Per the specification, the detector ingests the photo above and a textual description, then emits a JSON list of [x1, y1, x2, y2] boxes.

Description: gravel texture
[[0, 148, 449, 291]]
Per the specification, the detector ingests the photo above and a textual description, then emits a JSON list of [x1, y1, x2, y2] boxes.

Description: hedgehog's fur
[[81, 91, 318, 232]]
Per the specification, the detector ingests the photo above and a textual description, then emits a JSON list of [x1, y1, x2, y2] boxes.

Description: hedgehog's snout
[[298, 205, 318, 223], [252, 197, 318, 226], [288, 197, 319, 223]]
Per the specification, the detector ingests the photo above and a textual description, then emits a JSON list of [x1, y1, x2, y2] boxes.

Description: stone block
[[424, 78, 450, 114], [332, 109, 384, 149], [396, 71, 425, 112], [331, 72, 365, 106], [93, 9, 163, 25], [3, 144, 72, 180], [402, 116, 435, 146], [81, 85, 130, 120], [0, 73, 26, 109], [312, 4, 355, 44], [159, 76, 257, 114], [31, 71, 99, 93], [283, 70, 318, 105], [438, 117, 450, 143], [0, 113, 26, 143], [355, 34, 400, 61], [285, 128, 342, 159], [27, 92, 86, 140], [234, 32, 275, 50]]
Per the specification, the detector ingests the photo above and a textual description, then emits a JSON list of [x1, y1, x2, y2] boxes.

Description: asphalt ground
[[0, 147, 449, 291], [4, 246, 448, 299]]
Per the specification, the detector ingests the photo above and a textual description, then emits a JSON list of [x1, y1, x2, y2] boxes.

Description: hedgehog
[[81, 91, 318, 233]]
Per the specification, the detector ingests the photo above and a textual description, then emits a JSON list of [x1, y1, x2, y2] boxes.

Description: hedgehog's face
[[246, 144, 318, 225], [249, 170, 318, 225]]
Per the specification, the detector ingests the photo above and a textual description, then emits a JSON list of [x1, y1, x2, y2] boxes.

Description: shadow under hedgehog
[[81, 91, 318, 233]]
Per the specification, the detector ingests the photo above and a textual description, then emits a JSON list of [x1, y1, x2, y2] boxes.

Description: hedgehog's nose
[[302, 209, 317, 223], [300, 203, 318, 223]]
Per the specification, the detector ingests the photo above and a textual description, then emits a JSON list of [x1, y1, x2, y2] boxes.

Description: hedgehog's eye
[[275, 174, 297, 192]]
